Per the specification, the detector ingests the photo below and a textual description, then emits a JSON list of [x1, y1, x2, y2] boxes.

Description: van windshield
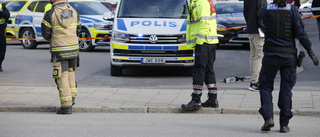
[[118, 0, 188, 18]]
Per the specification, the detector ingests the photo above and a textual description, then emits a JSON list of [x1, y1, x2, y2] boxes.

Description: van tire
[[110, 63, 122, 76], [20, 28, 38, 49], [78, 29, 94, 51]]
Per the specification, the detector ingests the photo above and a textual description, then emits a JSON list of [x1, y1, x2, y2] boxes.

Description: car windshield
[[5, 1, 27, 12], [215, 3, 243, 14], [69, 2, 111, 15], [118, 0, 188, 18]]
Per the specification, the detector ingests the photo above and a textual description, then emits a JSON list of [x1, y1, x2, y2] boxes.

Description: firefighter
[[181, 0, 219, 110], [41, 0, 81, 114], [259, 0, 319, 133], [0, 2, 10, 72]]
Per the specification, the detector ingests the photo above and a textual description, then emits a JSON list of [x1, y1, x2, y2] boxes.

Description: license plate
[[141, 58, 165, 63], [237, 34, 248, 38]]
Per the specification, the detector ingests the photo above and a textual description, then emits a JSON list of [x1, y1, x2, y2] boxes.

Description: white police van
[[110, 0, 194, 76], [14, 0, 113, 51]]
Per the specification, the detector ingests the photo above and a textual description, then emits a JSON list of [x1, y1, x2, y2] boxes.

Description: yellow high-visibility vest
[[186, 0, 219, 48]]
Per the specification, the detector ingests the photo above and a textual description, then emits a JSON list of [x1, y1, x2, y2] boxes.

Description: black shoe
[[0, 67, 3, 72], [249, 83, 259, 91], [57, 106, 72, 114], [261, 119, 274, 131], [181, 93, 202, 110], [72, 97, 75, 105], [280, 126, 290, 133]]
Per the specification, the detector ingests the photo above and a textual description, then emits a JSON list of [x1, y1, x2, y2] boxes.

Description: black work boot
[[181, 93, 202, 110], [202, 93, 219, 108], [57, 106, 72, 115], [72, 97, 76, 106]]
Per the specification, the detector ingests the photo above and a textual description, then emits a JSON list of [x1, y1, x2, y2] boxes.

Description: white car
[[300, 0, 312, 9], [14, 0, 113, 51]]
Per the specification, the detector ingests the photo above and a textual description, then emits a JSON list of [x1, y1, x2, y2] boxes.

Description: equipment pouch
[[297, 51, 305, 67], [52, 62, 62, 79]]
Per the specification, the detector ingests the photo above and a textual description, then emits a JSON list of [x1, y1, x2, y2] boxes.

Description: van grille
[[129, 34, 184, 44]]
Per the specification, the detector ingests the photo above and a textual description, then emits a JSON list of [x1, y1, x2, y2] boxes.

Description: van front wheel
[[110, 63, 122, 76]]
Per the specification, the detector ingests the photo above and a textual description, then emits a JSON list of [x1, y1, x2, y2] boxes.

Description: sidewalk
[[0, 85, 319, 116]]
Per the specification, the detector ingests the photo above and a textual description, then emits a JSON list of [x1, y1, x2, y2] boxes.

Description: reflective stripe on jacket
[[186, 0, 219, 48]]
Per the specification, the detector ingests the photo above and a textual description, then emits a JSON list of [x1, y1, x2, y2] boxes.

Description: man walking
[[41, 0, 81, 114], [243, 0, 267, 91], [259, 0, 318, 132]]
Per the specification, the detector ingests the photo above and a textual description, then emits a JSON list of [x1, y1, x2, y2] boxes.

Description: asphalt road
[[1, 15, 319, 91], [1, 112, 320, 137]]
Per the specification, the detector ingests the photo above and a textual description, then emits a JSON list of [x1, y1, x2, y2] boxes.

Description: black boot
[[202, 93, 219, 108], [181, 93, 202, 110], [72, 97, 75, 105], [57, 106, 72, 114]]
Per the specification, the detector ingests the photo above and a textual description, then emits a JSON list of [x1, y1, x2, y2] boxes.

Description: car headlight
[[112, 31, 130, 42], [94, 23, 113, 30]]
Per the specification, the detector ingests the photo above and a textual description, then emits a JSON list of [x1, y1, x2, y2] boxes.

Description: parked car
[[99, 0, 117, 12], [299, 0, 312, 9], [13, 0, 113, 51], [4, 0, 28, 38], [215, 1, 249, 47]]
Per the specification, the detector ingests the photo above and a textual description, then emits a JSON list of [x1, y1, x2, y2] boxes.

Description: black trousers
[[0, 30, 6, 67], [259, 55, 296, 126], [192, 43, 217, 89]]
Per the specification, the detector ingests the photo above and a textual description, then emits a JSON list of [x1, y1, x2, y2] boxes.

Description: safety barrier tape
[[6, 9, 320, 41], [6, 36, 111, 41]]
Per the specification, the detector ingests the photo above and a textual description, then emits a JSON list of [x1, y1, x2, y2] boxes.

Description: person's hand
[[307, 50, 319, 66]]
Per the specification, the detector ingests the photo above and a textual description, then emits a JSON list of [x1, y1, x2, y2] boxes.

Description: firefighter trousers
[[192, 43, 217, 89], [53, 58, 78, 107]]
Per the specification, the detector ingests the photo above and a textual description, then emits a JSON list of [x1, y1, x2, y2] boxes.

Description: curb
[[1, 106, 319, 116]]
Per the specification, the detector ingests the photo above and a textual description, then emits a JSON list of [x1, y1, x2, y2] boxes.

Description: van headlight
[[113, 31, 130, 42]]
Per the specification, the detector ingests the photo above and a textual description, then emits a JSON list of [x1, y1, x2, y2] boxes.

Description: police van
[[110, 0, 194, 76], [13, 0, 113, 51]]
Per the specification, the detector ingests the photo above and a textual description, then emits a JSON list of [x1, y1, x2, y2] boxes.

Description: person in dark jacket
[[243, 0, 267, 91], [0, 3, 10, 72], [312, 0, 320, 40], [259, 0, 319, 133]]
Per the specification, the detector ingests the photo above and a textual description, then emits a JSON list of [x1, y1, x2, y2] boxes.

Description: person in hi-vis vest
[[181, 0, 219, 110]]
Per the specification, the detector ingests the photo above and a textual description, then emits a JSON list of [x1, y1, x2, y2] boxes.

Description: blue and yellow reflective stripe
[[51, 45, 79, 52]]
